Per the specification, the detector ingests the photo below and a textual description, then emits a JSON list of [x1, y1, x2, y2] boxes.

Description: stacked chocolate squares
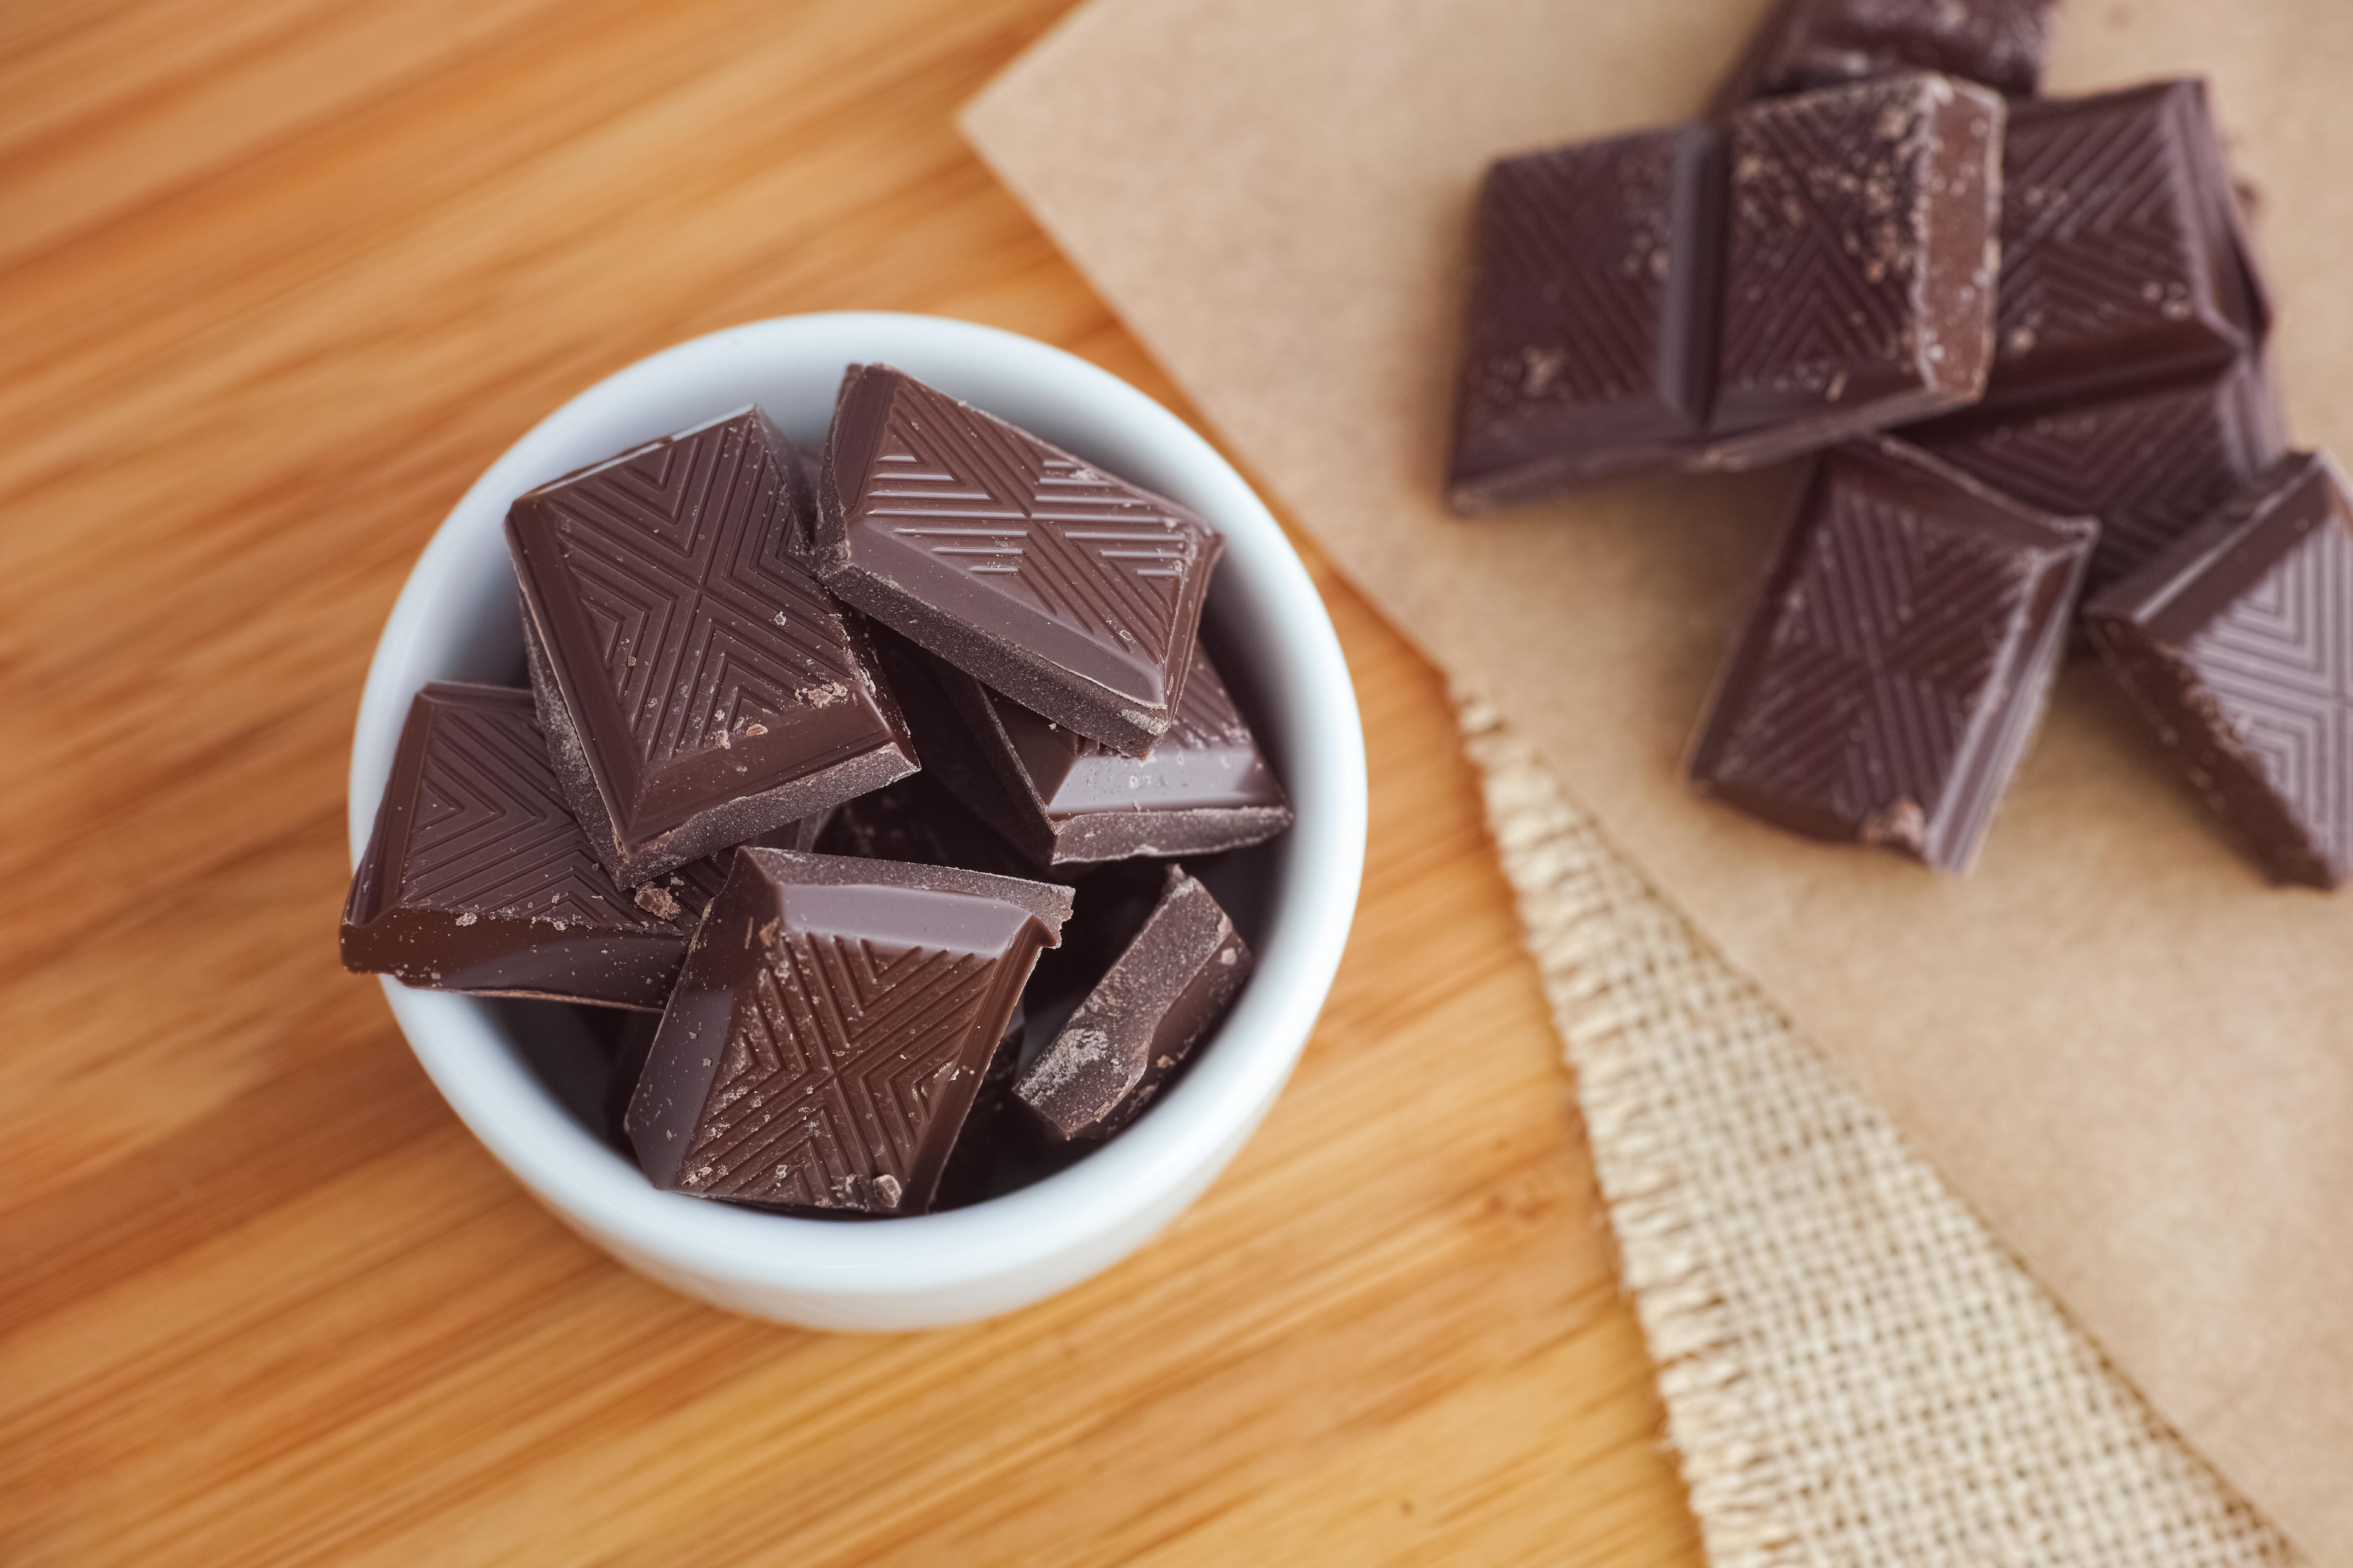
[[344, 368, 1292, 1216], [1452, 0, 2353, 888]]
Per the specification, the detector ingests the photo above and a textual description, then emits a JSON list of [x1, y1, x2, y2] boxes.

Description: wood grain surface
[[0, 2, 1705, 1562]]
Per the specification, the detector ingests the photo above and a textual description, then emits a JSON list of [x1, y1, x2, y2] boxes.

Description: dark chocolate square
[[624, 850, 1073, 1215], [507, 407, 918, 887], [1709, 73, 2004, 462], [809, 365, 1224, 757], [1980, 81, 2266, 415], [2086, 451, 2353, 888], [1689, 437, 2094, 870], [341, 683, 724, 1010], [1446, 126, 1723, 510], [1911, 357, 2287, 604]]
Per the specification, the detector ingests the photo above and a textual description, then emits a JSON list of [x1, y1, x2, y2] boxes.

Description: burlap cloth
[[1456, 693, 2296, 1565]]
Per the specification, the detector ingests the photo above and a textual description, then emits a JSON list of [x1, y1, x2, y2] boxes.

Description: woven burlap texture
[[1456, 696, 2299, 1568]]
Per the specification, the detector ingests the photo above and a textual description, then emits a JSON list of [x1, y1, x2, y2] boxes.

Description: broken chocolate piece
[[1975, 82, 2267, 418], [808, 365, 1223, 756], [1015, 864, 1252, 1141], [624, 849, 1072, 1215], [1708, 72, 2003, 462], [2086, 451, 2353, 888], [1689, 438, 2095, 870], [1711, 0, 2058, 114], [1447, 72, 2002, 510], [1447, 125, 1723, 505], [872, 628, 1292, 869], [342, 683, 727, 1010], [1912, 357, 2287, 604], [508, 406, 918, 886]]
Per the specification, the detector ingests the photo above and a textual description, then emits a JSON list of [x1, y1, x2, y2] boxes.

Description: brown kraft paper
[[963, 1, 2353, 1559]]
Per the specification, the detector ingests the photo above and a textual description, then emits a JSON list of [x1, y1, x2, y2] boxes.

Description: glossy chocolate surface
[[808, 365, 1223, 756], [342, 683, 726, 1009], [872, 628, 1292, 868], [624, 849, 1072, 1215], [1015, 864, 1252, 1143], [508, 405, 918, 886], [1689, 438, 2094, 870], [2086, 452, 2353, 888]]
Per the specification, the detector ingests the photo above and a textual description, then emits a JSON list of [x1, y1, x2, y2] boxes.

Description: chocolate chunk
[[807, 364, 1223, 756], [1447, 125, 1723, 505], [342, 683, 727, 1009], [1689, 438, 2095, 870], [1912, 358, 2287, 604], [2086, 452, 2353, 888], [508, 406, 919, 886], [624, 849, 1072, 1215], [1447, 73, 2002, 510], [1709, 72, 2002, 462], [871, 628, 1292, 870], [1975, 82, 2267, 418], [810, 768, 1035, 880], [1711, 0, 2058, 113], [1015, 865, 1252, 1141]]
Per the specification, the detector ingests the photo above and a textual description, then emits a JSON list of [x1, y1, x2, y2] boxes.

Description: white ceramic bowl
[[349, 313, 1367, 1330]]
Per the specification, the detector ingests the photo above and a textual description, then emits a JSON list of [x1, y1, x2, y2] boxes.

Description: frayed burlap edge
[[1456, 693, 2299, 1568]]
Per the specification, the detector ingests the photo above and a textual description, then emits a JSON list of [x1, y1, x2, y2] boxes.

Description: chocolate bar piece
[[1689, 438, 2095, 870], [624, 849, 1072, 1215], [1710, 72, 2002, 459], [2086, 452, 2353, 888], [1015, 865, 1253, 1142], [1448, 72, 2002, 511], [872, 628, 1292, 870], [1974, 82, 2267, 418], [1711, 0, 2058, 114], [342, 683, 726, 1009], [1912, 358, 2287, 604], [1448, 125, 1723, 500], [508, 406, 919, 886], [809, 364, 1224, 756], [342, 684, 828, 1009]]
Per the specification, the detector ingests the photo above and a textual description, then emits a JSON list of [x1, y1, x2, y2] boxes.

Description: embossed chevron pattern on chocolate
[[811, 364, 1222, 755], [1446, 125, 1721, 508], [341, 683, 725, 1010], [1913, 359, 2287, 602], [1711, 74, 2003, 460], [1981, 82, 2265, 415], [1690, 438, 2094, 870], [625, 849, 1072, 1215], [2089, 452, 2353, 888], [508, 406, 916, 886]]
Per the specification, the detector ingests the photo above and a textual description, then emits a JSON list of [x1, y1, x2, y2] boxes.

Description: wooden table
[[0, 2, 1705, 1561]]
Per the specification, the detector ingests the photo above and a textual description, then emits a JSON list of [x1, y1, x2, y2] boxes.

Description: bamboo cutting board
[[0, 1, 1701, 1562]]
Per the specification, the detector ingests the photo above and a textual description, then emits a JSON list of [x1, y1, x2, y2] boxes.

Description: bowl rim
[[348, 311, 1367, 1297]]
